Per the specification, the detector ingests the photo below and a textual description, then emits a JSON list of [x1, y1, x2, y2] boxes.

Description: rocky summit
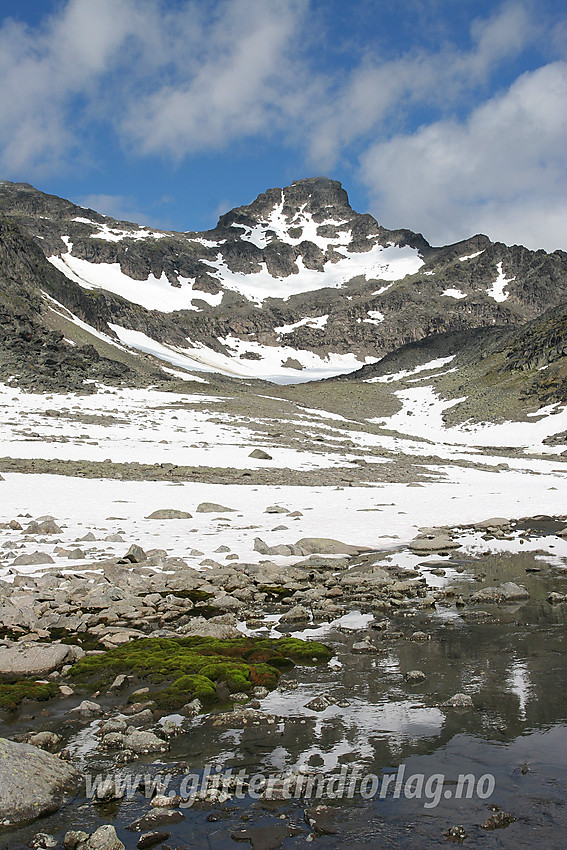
[[0, 177, 566, 849]]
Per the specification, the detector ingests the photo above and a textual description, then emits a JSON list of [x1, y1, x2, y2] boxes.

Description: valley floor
[[0, 376, 566, 849]]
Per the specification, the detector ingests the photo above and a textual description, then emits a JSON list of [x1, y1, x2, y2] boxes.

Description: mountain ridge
[[0, 176, 566, 397]]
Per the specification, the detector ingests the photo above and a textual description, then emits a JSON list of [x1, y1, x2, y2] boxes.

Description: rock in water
[[409, 535, 461, 553], [470, 582, 530, 603], [0, 737, 80, 826], [79, 825, 125, 849]]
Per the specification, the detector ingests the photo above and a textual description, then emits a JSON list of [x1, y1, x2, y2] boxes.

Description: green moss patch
[[69, 635, 331, 710], [0, 680, 60, 712]]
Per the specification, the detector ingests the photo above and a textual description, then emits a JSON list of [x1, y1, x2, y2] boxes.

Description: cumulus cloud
[[0, 0, 310, 174], [304, 3, 534, 167], [0, 0, 564, 250], [0, 0, 154, 173], [121, 0, 312, 157], [359, 62, 567, 252]]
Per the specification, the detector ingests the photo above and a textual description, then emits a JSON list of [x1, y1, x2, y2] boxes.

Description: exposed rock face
[[0, 177, 566, 390], [0, 737, 80, 826]]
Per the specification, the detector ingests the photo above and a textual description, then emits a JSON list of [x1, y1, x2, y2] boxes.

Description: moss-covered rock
[[68, 635, 331, 710], [0, 680, 60, 712]]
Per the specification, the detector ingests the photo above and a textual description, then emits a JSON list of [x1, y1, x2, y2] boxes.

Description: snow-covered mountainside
[[1, 177, 566, 386]]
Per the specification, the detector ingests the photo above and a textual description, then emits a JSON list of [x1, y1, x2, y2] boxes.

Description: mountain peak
[[215, 176, 354, 240]]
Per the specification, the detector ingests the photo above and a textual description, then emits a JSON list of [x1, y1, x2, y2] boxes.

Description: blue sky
[[0, 0, 565, 250]]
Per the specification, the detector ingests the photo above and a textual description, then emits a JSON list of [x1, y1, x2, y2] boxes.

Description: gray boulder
[[471, 582, 530, 604], [196, 502, 235, 513], [295, 537, 370, 555], [24, 519, 62, 535], [279, 605, 310, 623], [0, 642, 79, 676], [409, 535, 461, 553], [0, 737, 80, 827], [146, 509, 192, 519], [474, 517, 510, 529], [13, 551, 55, 566], [179, 615, 242, 639], [26, 731, 62, 752], [77, 825, 125, 850], [123, 730, 168, 755], [124, 544, 147, 563], [442, 693, 474, 709]]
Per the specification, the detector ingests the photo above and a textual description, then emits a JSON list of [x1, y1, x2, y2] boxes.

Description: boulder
[[249, 449, 272, 460], [305, 695, 331, 712], [123, 730, 168, 755], [13, 551, 55, 566], [474, 517, 510, 529], [295, 538, 371, 555], [547, 592, 566, 604], [0, 642, 78, 676], [352, 640, 375, 653], [409, 535, 461, 553], [196, 502, 235, 513], [77, 825, 125, 850], [279, 605, 310, 623], [0, 737, 80, 827], [254, 538, 294, 556], [24, 519, 62, 535], [70, 700, 103, 718], [124, 544, 147, 563], [340, 568, 391, 589], [145, 509, 192, 519], [470, 582, 530, 604], [442, 693, 474, 709], [405, 670, 426, 683], [179, 615, 242, 639], [26, 731, 62, 752]]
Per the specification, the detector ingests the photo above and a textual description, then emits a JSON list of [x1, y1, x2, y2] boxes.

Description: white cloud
[[120, 0, 310, 157], [304, 3, 534, 167], [0, 0, 564, 251], [359, 61, 567, 252], [0, 0, 310, 174]]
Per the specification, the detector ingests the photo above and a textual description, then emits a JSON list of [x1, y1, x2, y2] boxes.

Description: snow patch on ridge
[[47, 249, 223, 313], [365, 356, 456, 384], [443, 288, 467, 299], [459, 250, 484, 262], [486, 262, 515, 302], [201, 241, 423, 304], [275, 315, 328, 334]]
